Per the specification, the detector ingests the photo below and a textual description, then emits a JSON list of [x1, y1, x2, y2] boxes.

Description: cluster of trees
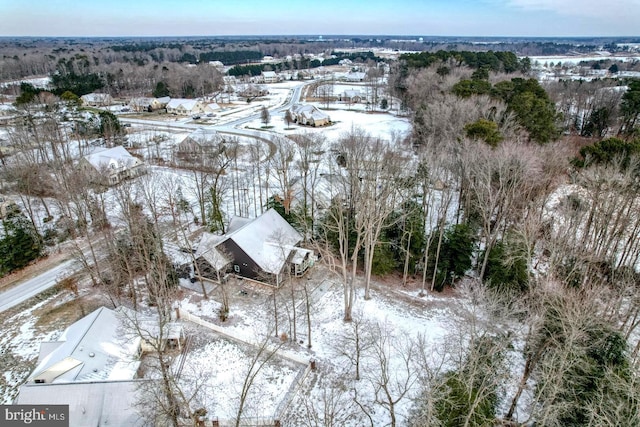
[[0, 209, 43, 276], [14, 82, 44, 105], [195, 50, 263, 65], [546, 79, 625, 138], [401, 50, 528, 74], [1, 46, 225, 100], [394, 52, 640, 146], [452, 76, 560, 143], [228, 51, 382, 77], [49, 54, 104, 96], [282, 58, 640, 424]]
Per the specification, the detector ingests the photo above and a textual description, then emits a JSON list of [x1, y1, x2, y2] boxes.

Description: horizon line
[[1, 34, 639, 40]]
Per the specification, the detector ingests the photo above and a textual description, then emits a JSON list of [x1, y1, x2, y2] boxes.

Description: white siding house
[[288, 104, 331, 127], [80, 93, 114, 107], [165, 99, 215, 116], [261, 71, 281, 83], [81, 146, 145, 185]]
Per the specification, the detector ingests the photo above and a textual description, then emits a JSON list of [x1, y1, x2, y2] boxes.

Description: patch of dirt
[[33, 295, 108, 331]]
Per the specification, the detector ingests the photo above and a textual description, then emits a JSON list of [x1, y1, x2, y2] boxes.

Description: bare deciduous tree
[[366, 321, 418, 427]]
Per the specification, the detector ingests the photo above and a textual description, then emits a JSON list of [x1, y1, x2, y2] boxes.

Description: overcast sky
[[0, 0, 638, 37]]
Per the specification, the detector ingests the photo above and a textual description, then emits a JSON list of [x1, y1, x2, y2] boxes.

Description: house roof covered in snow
[[195, 232, 230, 271], [226, 209, 302, 274], [83, 146, 142, 172], [200, 209, 303, 275], [183, 128, 221, 146], [227, 216, 252, 233], [344, 72, 366, 81], [179, 99, 199, 111], [29, 307, 141, 384], [129, 96, 155, 105], [167, 98, 201, 110], [290, 104, 330, 122], [80, 93, 112, 104], [166, 98, 187, 109], [16, 380, 146, 426]]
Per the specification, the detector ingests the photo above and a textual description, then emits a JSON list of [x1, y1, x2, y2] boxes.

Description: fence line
[[176, 307, 315, 426]]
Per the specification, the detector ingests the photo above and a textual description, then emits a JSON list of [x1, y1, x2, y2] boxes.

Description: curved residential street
[[0, 81, 311, 313], [0, 259, 78, 313]]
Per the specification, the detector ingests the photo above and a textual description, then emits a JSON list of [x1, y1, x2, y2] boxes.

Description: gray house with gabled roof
[[195, 209, 315, 286]]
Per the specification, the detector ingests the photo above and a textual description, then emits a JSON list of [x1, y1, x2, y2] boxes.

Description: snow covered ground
[[171, 268, 465, 426], [529, 53, 640, 66], [0, 292, 77, 403], [1, 75, 421, 424]]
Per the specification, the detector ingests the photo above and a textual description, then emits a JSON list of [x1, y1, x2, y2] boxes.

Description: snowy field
[[0, 264, 467, 425], [529, 53, 640, 66], [246, 105, 411, 143]]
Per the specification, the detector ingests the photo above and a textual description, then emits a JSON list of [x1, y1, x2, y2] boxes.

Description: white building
[[261, 71, 281, 83], [81, 146, 145, 185], [80, 93, 114, 107], [166, 98, 216, 116], [15, 306, 183, 427], [288, 103, 331, 127]]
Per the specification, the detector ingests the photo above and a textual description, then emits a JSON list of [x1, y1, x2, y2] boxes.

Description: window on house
[[234, 264, 240, 273]]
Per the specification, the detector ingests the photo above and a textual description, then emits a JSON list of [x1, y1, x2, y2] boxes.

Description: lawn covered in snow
[[175, 269, 464, 426]]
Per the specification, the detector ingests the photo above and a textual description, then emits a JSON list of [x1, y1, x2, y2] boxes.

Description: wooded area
[[2, 37, 640, 425]]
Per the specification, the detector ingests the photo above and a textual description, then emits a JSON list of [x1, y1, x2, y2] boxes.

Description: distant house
[[155, 96, 171, 108], [206, 102, 221, 113], [129, 96, 166, 112], [238, 84, 269, 98], [80, 146, 145, 185], [15, 306, 183, 427], [165, 98, 215, 116], [288, 104, 331, 127], [261, 71, 281, 84], [175, 128, 222, 164], [297, 70, 312, 80], [80, 92, 114, 107], [341, 89, 363, 103], [195, 209, 315, 286], [344, 72, 366, 82]]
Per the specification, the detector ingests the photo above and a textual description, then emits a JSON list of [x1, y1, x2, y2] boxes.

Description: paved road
[[0, 82, 311, 313], [0, 258, 78, 313], [119, 81, 309, 137]]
